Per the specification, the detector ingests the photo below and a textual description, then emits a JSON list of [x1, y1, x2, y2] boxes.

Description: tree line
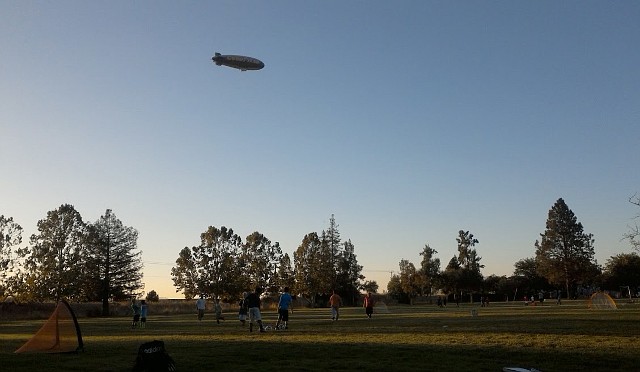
[[388, 198, 640, 303], [170, 214, 368, 306], [2, 198, 639, 310], [0, 209, 369, 309], [0, 205, 142, 315]]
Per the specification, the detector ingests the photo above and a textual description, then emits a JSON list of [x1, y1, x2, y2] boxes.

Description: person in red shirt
[[363, 292, 374, 319]]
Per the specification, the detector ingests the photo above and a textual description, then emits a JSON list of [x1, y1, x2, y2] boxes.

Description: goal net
[[588, 292, 617, 310], [15, 300, 83, 353]]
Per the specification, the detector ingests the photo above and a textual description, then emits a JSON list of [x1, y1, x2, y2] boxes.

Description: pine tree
[[335, 239, 363, 304], [324, 214, 341, 287], [85, 209, 143, 315], [535, 198, 596, 298]]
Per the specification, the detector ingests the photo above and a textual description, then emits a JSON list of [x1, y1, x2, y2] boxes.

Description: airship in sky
[[211, 52, 264, 71]]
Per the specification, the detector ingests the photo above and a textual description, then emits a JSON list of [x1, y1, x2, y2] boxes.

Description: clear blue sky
[[2, 1, 639, 298]]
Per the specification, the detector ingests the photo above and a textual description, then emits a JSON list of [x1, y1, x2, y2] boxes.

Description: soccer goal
[[15, 300, 84, 353], [588, 292, 617, 310]]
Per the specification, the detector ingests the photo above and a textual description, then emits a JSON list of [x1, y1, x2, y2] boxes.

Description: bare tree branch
[[624, 193, 640, 253]]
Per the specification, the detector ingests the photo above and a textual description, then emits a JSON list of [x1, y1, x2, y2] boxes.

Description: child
[[131, 299, 141, 329], [238, 293, 248, 326], [214, 298, 225, 324], [196, 295, 206, 321], [276, 287, 293, 329], [140, 300, 148, 328]]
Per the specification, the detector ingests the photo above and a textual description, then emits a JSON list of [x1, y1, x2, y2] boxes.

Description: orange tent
[[15, 300, 84, 353]]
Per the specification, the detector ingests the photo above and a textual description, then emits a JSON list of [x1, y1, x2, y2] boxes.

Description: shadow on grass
[[2, 304, 639, 372], [2, 336, 638, 372]]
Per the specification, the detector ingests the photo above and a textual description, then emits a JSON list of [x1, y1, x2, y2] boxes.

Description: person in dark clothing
[[363, 292, 374, 319], [246, 287, 265, 333]]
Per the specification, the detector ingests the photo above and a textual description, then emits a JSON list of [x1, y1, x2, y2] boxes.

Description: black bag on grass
[[132, 340, 176, 372]]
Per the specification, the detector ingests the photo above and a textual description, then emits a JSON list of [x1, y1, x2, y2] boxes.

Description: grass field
[[1, 300, 639, 371]]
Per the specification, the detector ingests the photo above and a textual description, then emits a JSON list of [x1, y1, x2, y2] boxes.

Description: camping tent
[[15, 300, 84, 353], [588, 292, 617, 310]]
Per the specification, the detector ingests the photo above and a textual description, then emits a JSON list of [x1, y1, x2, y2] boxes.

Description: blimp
[[212, 52, 264, 71]]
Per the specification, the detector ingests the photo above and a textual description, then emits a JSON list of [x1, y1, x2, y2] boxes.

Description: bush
[[146, 290, 160, 302]]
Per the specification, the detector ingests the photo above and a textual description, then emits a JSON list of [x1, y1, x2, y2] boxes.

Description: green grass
[[2, 301, 640, 371]]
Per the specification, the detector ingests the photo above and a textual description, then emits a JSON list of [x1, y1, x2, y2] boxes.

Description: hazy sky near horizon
[[2, 1, 639, 298]]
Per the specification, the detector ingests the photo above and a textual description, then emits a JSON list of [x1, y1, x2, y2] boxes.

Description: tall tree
[[317, 232, 337, 290], [171, 226, 243, 300], [456, 230, 480, 270], [23, 204, 87, 301], [276, 253, 294, 290], [171, 247, 199, 299], [441, 256, 462, 295], [323, 214, 341, 287], [0, 215, 22, 297], [293, 232, 329, 305], [535, 198, 596, 298], [85, 209, 143, 315], [293, 233, 314, 299], [386, 274, 406, 303], [335, 239, 364, 304], [200, 226, 244, 298], [242, 232, 282, 291], [418, 244, 441, 296], [398, 259, 420, 304], [454, 230, 484, 295]]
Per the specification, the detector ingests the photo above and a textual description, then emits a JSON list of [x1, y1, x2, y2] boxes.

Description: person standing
[[214, 298, 225, 324], [140, 300, 148, 328], [196, 295, 206, 321], [329, 290, 342, 321], [246, 287, 265, 333], [363, 292, 374, 319], [131, 299, 141, 329], [276, 287, 293, 329], [238, 292, 248, 326]]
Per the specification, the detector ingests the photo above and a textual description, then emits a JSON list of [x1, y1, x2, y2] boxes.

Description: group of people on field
[[196, 286, 293, 333], [197, 296, 225, 323], [332, 291, 375, 320], [194, 288, 377, 332]]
